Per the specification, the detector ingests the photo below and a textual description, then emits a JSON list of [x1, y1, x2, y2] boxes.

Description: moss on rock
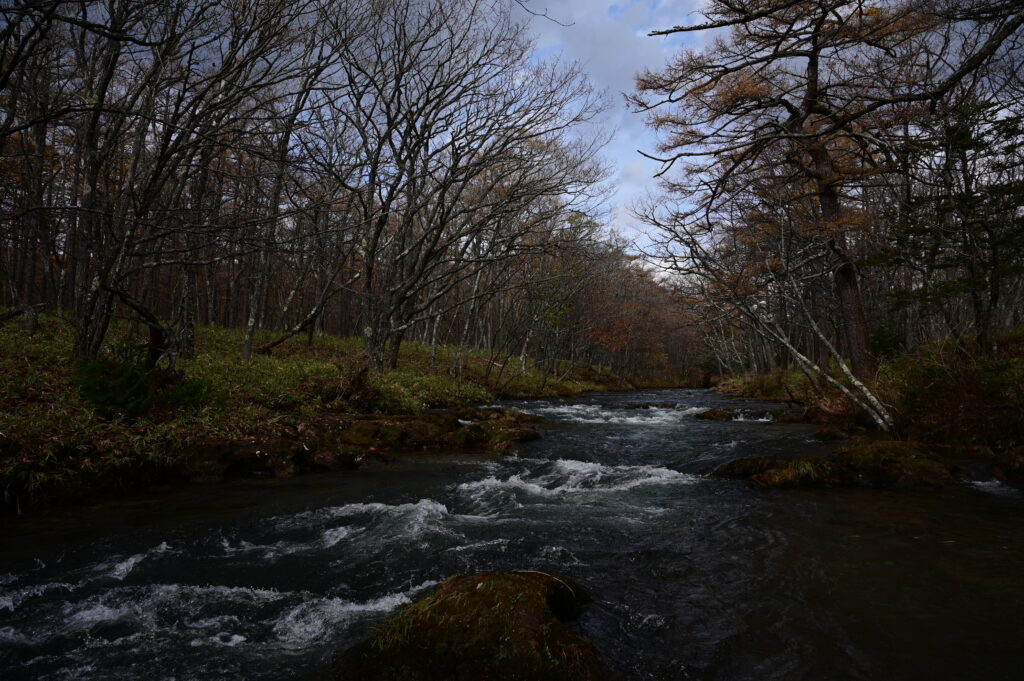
[[714, 440, 959, 489], [337, 572, 621, 681]]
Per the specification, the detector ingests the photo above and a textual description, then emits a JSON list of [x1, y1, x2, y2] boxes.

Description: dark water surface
[[2, 389, 1022, 680]]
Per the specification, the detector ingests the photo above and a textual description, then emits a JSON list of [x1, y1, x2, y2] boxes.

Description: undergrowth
[[877, 332, 1024, 449], [1, 316, 631, 512], [714, 366, 816, 402], [715, 326, 1024, 452]]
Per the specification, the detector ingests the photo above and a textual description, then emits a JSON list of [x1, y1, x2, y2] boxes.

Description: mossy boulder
[[332, 413, 464, 449], [338, 572, 621, 681], [837, 441, 959, 487], [449, 408, 542, 452], [695, 409, 732, 421], [441, 422, 490, 449], [714, 440, 959, 488], [488, 426, 542, 445]]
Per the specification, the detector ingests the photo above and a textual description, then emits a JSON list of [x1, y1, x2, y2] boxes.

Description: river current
[[1, 389, 1022, 680]]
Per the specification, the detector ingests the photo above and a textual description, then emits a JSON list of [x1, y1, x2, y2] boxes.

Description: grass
[[713, 326, 1024, 454], [0, 315, 632, 512], [714, 366, 817, 403], [875, 330, 1024, 449]]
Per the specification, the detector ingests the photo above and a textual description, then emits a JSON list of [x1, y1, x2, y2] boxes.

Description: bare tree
[[319, 0, 607, 369]]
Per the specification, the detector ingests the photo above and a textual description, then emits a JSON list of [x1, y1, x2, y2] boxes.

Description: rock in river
[[695, 408, 732, 421], [336, 571, 623, 681], [713, 440, 960, 488]]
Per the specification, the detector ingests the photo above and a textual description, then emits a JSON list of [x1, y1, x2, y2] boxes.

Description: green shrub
[[715, 368, 814, 401], [74, 339, 156, 418], [978, 359, 1024, 411], [74, 338, 211, 418], [367, 370, 495, 414], [878, 342, 1024, 448]]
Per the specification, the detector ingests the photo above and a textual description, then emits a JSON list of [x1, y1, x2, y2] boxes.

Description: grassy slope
[[714, 328, 1024, 451], [0, 316, 632, 512]]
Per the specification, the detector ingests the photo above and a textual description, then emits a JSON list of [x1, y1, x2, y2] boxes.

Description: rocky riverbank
[[182, 407, 543, 482], [2, 318, 620, 514]]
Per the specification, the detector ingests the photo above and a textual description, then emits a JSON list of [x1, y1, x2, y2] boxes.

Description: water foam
[[446, 538, 510, 553], [538, 545, 584, 566], [218, 524, 354, 561], [733, 413, 773, 422], [285, 498, 452, 526], [90, 541, 173, 582], [66, 602, 128, 626], [969, 480, 1020, 496], [549, 458, 696, 491], [1, 581, 77, 612], [0, 625, 32, 645], [456, 459, 698, 511], [191, 632, 247, 647], [231, 499, 470, 566], [532, 403, 707, 426], [272, 592, 413, 646]]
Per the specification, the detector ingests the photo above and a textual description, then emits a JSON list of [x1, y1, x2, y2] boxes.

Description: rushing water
[[2, 389, 1023, 681]]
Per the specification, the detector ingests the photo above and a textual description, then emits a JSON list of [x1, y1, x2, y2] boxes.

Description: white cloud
[[514, 0, 705, 241]]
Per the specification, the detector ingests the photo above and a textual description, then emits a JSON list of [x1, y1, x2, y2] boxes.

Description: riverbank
[[0, 317, 673, 514], [711, 331, 1024, 489]]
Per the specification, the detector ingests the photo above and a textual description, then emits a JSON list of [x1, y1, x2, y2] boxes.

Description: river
[[1, 389, 1022, 680]]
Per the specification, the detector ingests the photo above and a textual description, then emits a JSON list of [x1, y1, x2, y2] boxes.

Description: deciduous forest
[[0, 0, 694, 383], [2, 2, 1024, 681]]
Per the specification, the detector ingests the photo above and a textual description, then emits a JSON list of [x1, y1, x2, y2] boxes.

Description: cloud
[[514, 0, 705, 240]]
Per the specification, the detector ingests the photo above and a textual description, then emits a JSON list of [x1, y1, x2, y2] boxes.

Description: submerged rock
[[714, 440, 959, 488], [695, 409, 732, 421], [337, 572, 622, 681]]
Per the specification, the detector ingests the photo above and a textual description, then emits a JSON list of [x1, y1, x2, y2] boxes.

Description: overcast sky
[[513, 0, 705, 245]]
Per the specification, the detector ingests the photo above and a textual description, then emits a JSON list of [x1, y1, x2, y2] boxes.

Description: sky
[[512, 0, 706, 245]]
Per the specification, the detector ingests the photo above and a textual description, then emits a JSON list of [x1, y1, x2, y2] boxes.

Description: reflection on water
[[1, 389, 1022, 681]]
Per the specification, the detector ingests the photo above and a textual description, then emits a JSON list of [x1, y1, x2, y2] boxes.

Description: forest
[[1, 0, 1023, 495], [2, 2, 1024, 681], [0, 0, 694, 383], [632, 0, 1024, 430]]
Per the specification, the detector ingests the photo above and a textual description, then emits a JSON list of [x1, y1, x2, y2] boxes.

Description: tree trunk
[[810, 144, 877, 380], [179, 268, 197, 359]]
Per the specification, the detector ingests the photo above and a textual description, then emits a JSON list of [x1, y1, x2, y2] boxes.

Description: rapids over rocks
[[1, 389, 1023, 681]]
